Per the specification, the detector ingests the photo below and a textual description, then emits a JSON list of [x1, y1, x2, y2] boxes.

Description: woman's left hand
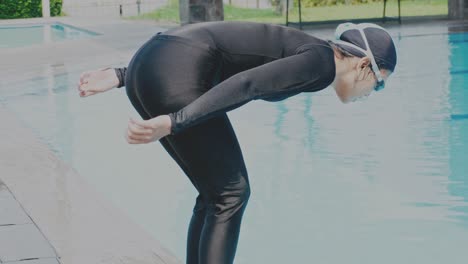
[[125, 115, 172, 144]]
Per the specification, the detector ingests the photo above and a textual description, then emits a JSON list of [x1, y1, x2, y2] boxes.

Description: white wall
[[42, 0, 51, 17]]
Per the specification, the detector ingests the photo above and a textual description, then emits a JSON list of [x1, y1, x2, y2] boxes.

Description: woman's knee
[[235, 178, 251, 203], [205, 175, 251, 223]]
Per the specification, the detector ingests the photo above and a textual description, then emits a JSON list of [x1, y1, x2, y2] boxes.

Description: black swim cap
[[334, 23, 397, 72]]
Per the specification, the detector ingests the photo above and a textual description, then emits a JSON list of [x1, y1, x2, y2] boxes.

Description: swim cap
[[334, 23, 397, 72]]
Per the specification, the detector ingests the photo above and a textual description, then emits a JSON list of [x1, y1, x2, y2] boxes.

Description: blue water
[[0, 23, 98, 49], [1, 28, 468, 263]]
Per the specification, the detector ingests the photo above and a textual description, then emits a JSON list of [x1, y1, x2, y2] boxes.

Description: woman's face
[[334, 57, 391, 103]]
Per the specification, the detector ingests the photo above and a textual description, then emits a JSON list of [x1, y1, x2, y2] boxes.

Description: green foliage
[[268, 0, 383, 8], [224, 4, 280, 20], [49, 0, 63, 16], [0, 0, 63, 19], [128, 0, 447, 24], [0, 0, 41, 19], [129, 0, 180, 23], [290, 0, 382, 8]]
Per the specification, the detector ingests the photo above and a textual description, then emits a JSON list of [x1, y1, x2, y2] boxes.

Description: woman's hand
[[77, 68, 120, 97], [125, 115, 172, 144]]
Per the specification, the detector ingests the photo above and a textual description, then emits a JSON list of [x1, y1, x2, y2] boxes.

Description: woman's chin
[[333, 88, 352, 104]]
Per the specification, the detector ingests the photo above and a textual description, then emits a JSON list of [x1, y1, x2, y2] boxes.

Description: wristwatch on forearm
[[114, 67, 127, 88]]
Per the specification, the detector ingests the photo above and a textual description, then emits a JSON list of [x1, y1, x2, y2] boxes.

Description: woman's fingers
[[127, 130, 152, 140], [130, 117, 155, 129], [125, 133, 146, 144], [79, 90, 98, 97], [125, 130, 154, 144], [78, 71, 100, 93], [126, 122, 164, 144], [128, 121, 153, 136], [79, 82, 99, 93], [126, 129, 151, 141], [126, 118, 156, 144], [125, 117, 169, 144], [79, 71, 91, 85]]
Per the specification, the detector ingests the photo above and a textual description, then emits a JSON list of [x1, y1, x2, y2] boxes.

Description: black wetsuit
[[121, 21, 335, 264]]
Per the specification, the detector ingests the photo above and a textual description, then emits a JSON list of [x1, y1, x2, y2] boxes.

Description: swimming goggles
[[334, 23, 386, 92]]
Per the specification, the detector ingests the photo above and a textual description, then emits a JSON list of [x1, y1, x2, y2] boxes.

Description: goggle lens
[[374, 79, 385, 92]]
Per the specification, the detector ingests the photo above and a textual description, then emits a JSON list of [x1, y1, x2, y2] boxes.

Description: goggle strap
[[357, 27, 384, 83], [334, 23, 384, 83], [333, 40, 368, 55]]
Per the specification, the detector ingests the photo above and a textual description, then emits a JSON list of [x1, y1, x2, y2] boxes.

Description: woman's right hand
[[77, 68, 120, 97]]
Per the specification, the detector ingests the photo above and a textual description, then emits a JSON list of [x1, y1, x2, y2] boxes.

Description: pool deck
[[0, 16, 467, 264], [0, 17, 181, 264], [0, 105, 181, 264]]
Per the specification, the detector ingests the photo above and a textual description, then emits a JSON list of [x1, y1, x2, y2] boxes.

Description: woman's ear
[[357, 57, 371, 69]]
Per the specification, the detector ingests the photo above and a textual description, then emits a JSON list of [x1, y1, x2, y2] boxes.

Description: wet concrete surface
[[0, 105, 181, 264], [5, 259, 60, 264], [0, 180, 59, 263], [0, 17, 181, 264], [0, 183, 32, 226], [0, 224, 58, 262]]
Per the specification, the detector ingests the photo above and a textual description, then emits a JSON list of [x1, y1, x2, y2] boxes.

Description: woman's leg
[[173, 115, 250, 264], [142, 102, 251, 264], [126, 83, 208, 264], [130, 82, 251, 263]]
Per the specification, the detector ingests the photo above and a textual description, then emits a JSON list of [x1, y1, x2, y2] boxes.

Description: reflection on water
[[0, 23, 98, 49], [1, 31, 468, 264]]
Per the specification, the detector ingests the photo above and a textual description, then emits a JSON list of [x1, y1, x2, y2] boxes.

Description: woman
[[77, 21, 397, 264]]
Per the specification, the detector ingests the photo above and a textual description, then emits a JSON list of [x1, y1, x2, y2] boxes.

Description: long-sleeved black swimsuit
[[122, 21, 335, 264]]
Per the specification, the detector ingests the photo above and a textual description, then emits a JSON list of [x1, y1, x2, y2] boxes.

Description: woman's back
[[164, 21, 332, 80], [165, 21, 320, 56]]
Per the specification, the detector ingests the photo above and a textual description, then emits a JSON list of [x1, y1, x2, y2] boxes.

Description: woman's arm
[[167, 47, 334, 135]]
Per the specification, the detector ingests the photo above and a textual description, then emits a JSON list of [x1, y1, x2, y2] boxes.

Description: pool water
[[1, 28, 468, 263], [0, 23, 98, 49]]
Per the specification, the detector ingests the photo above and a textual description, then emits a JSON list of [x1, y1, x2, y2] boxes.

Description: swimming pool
[[0, 23, 98, 49], [1, 25, 467, 263]]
